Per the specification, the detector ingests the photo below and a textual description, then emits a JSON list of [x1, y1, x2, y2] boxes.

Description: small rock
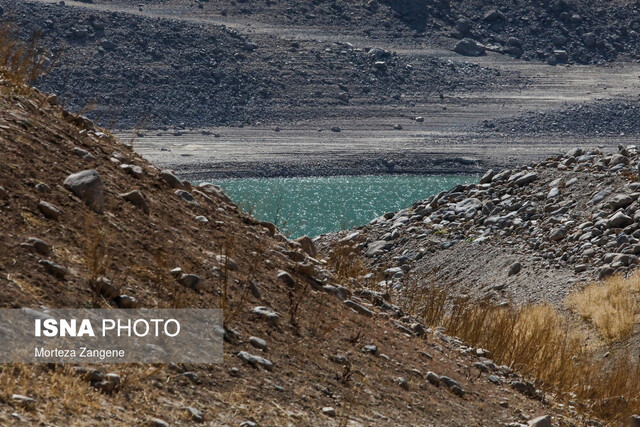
[[322, 407, 336, 417], [175, 190, 199, 206], [120, 190, 149, 214], [251, 306, 281, 326], [23, 237, 51, 255], [249, 336, 267, 350], [508, 262, 522, 276], [529, 415, 552, 427], [277, 270, 295, 287], [608, 211, 633, 229], [149, 418, 170, 427], [344, 300, 373, 317], [39, 259, 68, 279], [115, 294, 137, 308], [160, 170, 184, 189], [38, 200, 61, 220], [216, 255, 239, 271], [295, 236, 317, 257], [177, 274, 203, 291], [186, 407, 204, 423], [73, 147, 96, 161], [426, 371, 441, 386], [11, 394, 35, 409], [237, 351, 273, 371], [120, 164, 144, 179], [63, 170, 105, 213], [453, 38, 486, 56]]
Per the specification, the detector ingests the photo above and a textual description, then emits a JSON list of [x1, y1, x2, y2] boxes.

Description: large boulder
[[63, 170, 105, 213]]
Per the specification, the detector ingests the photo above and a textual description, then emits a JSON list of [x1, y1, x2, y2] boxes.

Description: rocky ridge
[[320, 144, 640, 306]]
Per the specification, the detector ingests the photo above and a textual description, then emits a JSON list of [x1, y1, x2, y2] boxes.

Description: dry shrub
[[0, 22, 55, 89], [399, 280, 640, 422], [566, 273, 640, 342], [325, 243, 369, 284]]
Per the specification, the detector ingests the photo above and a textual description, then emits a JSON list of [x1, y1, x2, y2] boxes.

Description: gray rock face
[[453, 38, 486, 56], [38, 200, 61, 220], [160, 170, 184, 189], [237, 351, 273, 371], [120, 190, 149, 214], [175, 190, 199, 206], [63, 170, 105, 213]]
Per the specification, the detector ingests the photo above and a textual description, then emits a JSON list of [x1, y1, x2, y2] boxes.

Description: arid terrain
[[3, 1, 640, 426]]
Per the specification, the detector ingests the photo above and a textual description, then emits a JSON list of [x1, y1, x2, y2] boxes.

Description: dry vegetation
[[0, 22, 54, 90], [567, 272, 640, 342], [394, 276, 640, 421]]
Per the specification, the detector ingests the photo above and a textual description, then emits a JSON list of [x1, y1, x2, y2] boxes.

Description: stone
[[426, 371, 441, 386], [120, 190, 149, 214], [330, 126, 341, 132], [175, 190, 199, 206], [249, 336, 267, 350], [63, 170, 105, 213], [73, 147, 96, 161], [94, 373, 120, 393], [366, 240, 391, 256], [251, 306, 281, 326], [237, 351, 273, 371], [549, 227, 566, 241], [609, 154, 630, 167], [480, 169, 495, 184], [508, 262, 522, 276], [515, 172, 537, 186], [455, 198, 482, 213], [186, 407, 204, 423], [529, 415, 552, 427], [277, 270, 295, 287], [38, 200, 61, 220], [96, 276, 119, 299], [322, 407, 336, 417], [39, 259, 68, 279], [160, 170, 184, 189], [120, 164, 144, 179], [609, 194, 633, 210], [178, 274, 203, 291], [24, 237, 51, 255], [115, 295, 137, 308], [565, 147, 583, 157], [296, 236, 317, 257], [592, 187, 613, 204], [362, 344, 378, 355], [608, 212, 633, 229], [216, 255, 238, 271], [453, 38, 486, 57], [11, 394, 35, 409], [149, 418, 170, 427], [195, 215, 208, 223], [344, 300, 374, 317]]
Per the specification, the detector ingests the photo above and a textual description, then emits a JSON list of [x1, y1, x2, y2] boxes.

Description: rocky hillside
[[0, 75, 580, 425], [320, 145, 640, 306], [3, 0, 505, 129], [94, 0, 640, 64]]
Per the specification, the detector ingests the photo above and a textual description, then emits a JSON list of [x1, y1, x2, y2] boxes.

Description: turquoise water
[[215, 175, 477, 238]]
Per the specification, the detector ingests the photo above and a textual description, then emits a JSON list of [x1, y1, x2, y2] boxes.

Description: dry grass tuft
[[566, 273, 640, 342], [325, 243, 369, 284]]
